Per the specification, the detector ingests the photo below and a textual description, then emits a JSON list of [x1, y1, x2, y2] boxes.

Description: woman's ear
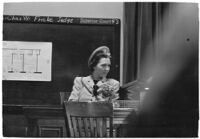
[[93, 66, 97, 71]]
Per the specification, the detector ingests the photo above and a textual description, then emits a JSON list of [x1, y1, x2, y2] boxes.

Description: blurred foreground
[[126, 3, 199, 137]]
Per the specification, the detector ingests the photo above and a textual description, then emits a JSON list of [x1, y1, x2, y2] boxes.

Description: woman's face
[[93, 57, 111, 78]]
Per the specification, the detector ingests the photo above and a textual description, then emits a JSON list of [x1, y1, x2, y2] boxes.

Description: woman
[[68, 46, 120, 102]]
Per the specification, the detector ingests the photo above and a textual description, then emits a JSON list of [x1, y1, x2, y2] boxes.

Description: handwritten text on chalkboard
[[4, 15, 120, 25]]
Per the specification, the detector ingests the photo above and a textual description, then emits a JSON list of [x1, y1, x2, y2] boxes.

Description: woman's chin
[[102, 73, 108, 77]]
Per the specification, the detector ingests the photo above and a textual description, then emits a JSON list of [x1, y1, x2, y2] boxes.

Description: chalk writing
[[23, 16, 31, 21], [80, 18, 98, 24], [4, 15, 22, 21], [4, 15, 120, 25], [34, 16, 53, 23], [79, 18, 118, 25], [57, 17, 74, 23], [99, 19, 112, 24]]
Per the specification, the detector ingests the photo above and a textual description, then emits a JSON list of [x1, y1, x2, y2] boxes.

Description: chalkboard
[[3, 15, 120, 105]]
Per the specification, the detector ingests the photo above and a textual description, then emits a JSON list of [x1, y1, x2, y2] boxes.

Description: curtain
[[124, 3, 199, 137], [123, 2, 167, 84]]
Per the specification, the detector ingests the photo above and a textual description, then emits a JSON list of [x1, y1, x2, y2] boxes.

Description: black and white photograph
[[2, 1, 199, 137]]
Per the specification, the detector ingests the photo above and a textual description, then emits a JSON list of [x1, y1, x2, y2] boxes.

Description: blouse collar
[[89, 75, 107, 84]]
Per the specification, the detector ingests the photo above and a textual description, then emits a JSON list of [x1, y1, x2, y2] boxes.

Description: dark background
[[3, 16, 120, 105]]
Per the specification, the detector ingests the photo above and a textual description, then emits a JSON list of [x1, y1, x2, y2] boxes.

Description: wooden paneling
[[3, 100, 139, 137], [3, 114, 28, 137], [38, 119, 66, 137]]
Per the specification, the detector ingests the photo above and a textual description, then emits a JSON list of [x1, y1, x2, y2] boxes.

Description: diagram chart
[[3, 41, 52, 81]]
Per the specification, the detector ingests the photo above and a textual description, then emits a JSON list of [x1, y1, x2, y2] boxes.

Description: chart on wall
[[3, 41, 52, 81]]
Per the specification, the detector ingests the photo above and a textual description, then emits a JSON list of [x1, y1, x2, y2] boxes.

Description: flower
[[97, 83, 115, 98]]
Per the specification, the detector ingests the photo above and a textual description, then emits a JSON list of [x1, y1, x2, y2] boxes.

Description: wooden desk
[[23, 102, 139, 137]]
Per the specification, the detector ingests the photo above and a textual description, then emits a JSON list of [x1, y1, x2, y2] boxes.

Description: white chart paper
[[3, 41, 52, 81]]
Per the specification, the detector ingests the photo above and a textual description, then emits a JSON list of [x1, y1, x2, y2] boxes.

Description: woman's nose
[[105, 66, 110, 71]]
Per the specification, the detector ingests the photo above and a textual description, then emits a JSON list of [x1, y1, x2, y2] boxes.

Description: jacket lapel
[[82, 76, 94, 94]]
